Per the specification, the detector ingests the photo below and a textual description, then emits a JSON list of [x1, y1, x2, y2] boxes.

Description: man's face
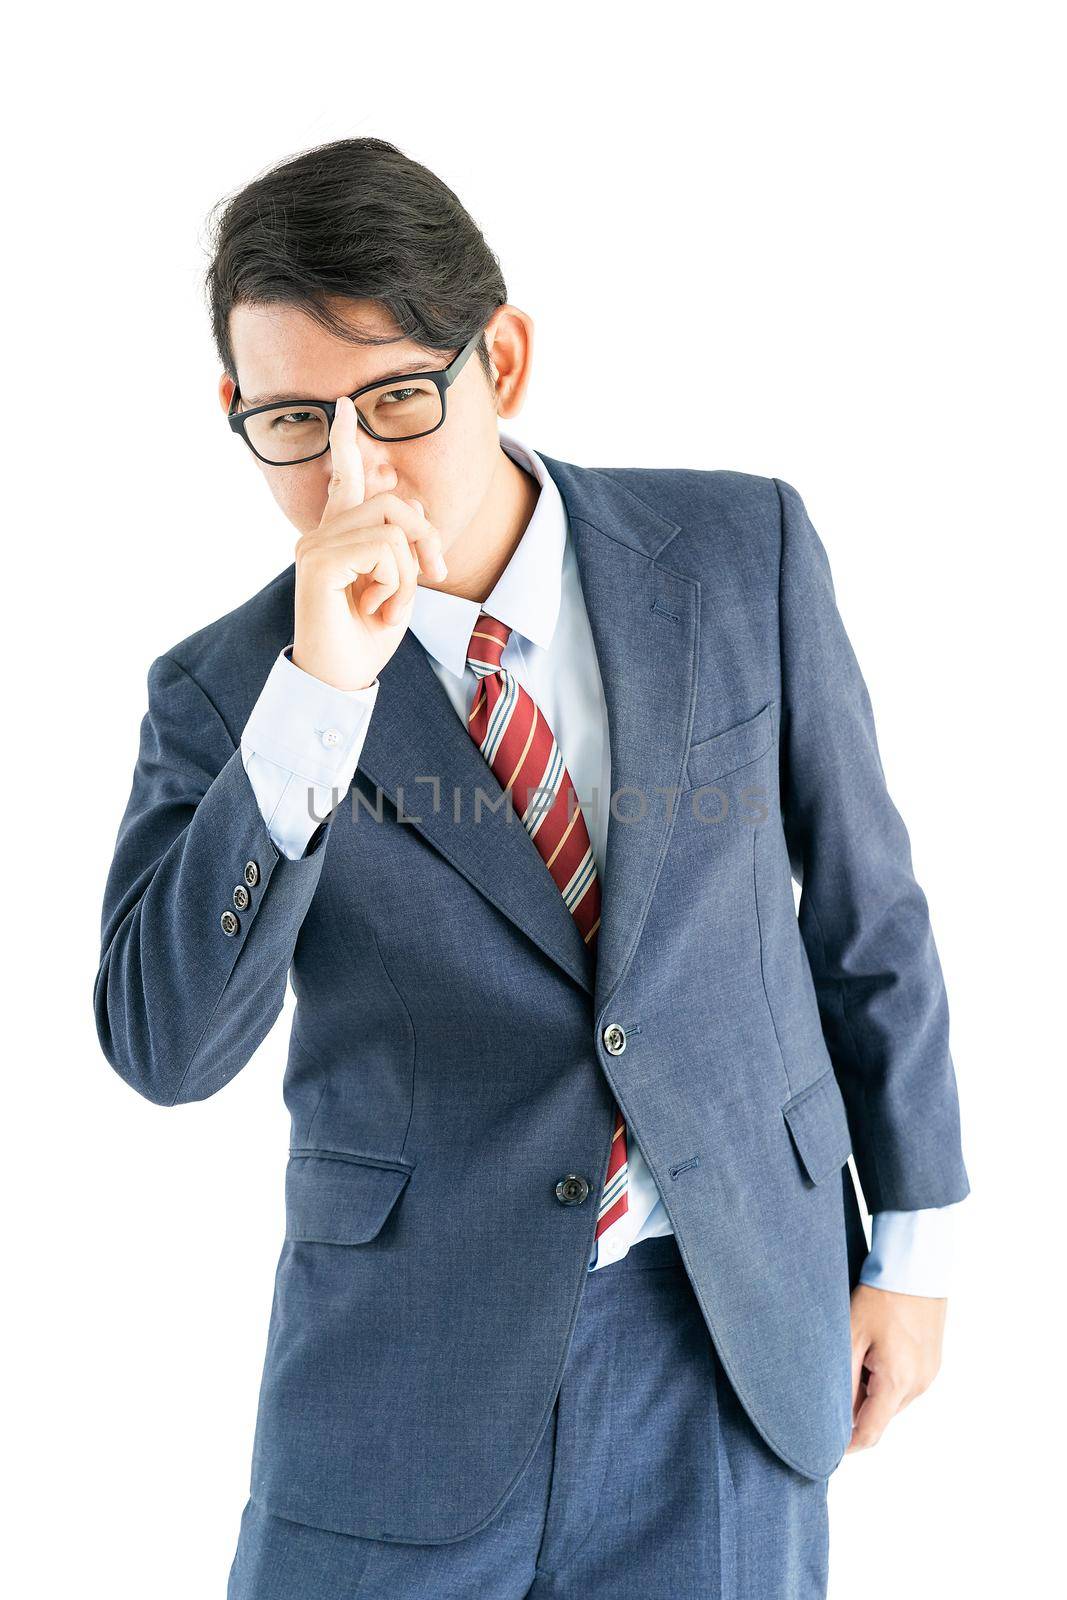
[[219, 297, 525, 550]]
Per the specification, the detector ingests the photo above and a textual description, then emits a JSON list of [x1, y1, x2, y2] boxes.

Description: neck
[[422, 445, 540, 604]]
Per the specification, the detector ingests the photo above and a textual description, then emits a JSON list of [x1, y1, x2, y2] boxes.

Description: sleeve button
[[233, 885, 250, 911], [220, 910, 241, 937], [243, 861, 260, 887]]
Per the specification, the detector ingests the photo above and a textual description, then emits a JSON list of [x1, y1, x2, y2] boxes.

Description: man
[[94, 137, 970, 1598]]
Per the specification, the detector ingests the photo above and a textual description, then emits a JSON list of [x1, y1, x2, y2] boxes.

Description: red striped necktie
[[465, 609, 629, 1241]]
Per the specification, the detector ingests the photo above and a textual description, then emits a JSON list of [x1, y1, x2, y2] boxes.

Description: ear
[[218, 371, 237, 413], [486, 306, 534, 422]]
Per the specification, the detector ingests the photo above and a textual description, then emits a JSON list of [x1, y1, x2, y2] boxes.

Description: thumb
[[323, 395, 365, 520]]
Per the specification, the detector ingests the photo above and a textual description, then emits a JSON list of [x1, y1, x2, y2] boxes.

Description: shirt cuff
[[241, 644, 379, 786], [241, 646, 379, 859], [858, 1201, 966, 1297]]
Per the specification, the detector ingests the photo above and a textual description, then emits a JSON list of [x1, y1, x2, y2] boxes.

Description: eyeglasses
[[226, 324, 485, 465]]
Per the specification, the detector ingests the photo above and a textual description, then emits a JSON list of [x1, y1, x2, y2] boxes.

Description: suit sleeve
[[774, 477, 971, 1212], [93, 651, 340, 1107]]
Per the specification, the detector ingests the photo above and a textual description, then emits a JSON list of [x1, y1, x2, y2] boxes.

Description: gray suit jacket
[[94, 455, 970, 1543]]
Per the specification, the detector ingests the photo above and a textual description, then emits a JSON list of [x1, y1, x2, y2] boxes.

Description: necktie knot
[[466, 609, 511, 677]]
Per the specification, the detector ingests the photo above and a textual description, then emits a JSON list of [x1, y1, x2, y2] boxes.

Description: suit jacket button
[[233, 884, 250, 911], [555, 1174, 590, 1205], [220, 910, 240, 937], [602, 1022, 627, 1054], [243, 860, 260, 888]]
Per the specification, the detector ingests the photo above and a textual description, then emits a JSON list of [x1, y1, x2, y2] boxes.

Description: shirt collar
[[407, 428, 566, 680]]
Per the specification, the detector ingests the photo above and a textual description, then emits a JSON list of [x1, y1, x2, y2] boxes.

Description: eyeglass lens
[[240, 378, 444, 461]]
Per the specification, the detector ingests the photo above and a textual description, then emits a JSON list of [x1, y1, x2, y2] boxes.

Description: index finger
[[324, 395, 365, 516]]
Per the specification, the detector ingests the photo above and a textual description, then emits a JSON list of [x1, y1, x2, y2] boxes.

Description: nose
[[324, 440, 398, 495], [365, 457, 399, 494], [352, 432, 397, 484]]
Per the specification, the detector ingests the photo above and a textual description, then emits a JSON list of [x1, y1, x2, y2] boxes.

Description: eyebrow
[[241, 360, 441, 406]]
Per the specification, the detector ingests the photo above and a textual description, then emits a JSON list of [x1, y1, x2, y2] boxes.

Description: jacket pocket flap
[[285, 1151, 414, 1244], [686, 701, 775, 790], [781, 1069, 852, 1186]]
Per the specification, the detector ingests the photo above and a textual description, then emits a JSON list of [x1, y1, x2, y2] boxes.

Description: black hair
[[203, 136, 507, 387]]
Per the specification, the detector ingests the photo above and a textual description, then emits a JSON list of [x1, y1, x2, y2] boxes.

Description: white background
[[6, 2, 1062, 1593]]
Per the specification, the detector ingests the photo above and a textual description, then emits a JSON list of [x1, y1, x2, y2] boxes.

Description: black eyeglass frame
[[226, 324, 486, 464]]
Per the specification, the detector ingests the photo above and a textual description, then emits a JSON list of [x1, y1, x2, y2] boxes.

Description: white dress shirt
[[240, 428, 964, 1293]]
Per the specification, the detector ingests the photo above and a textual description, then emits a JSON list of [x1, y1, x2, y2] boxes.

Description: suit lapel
[[551, 457, 700, 1017], [357, 627, 600, 995], [289, 451, 700, 1013]]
